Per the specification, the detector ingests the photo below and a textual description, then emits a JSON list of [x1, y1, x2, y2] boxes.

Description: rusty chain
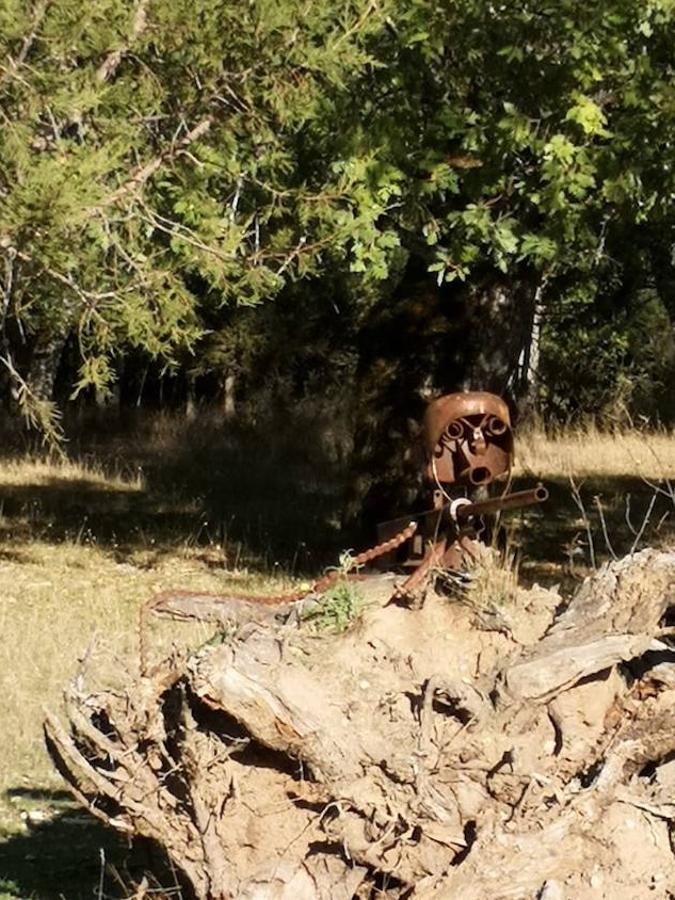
[[139, 520, 418, 676]]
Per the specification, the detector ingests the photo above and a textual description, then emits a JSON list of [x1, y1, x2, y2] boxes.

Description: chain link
[[139, 520, 418, 675]]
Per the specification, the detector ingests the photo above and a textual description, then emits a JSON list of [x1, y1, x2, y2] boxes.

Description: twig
[[332, 0, 378, 49], [101, 117, 213, 210], [13, 249, 137, 304], [569, 478, 596, 570], [0, 352, 65, 451], [593, 496, 617, 560], [656, 510, 670, 532], [620, 430, 675, 507], [137, 206, 239, 264], [97, 848, 105, 900], [629, 490, 658, 555], [624, 493, 637, 537], [96, 0, 149, 83], [0, 0, 52, 88]]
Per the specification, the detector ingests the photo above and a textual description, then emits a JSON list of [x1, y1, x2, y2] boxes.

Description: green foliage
[[0, 0, 398, 400], [302, 580, 364, 632], [541, 286, 675, 424], [0, 356, 65, 451], [2, 0, 675, 423]]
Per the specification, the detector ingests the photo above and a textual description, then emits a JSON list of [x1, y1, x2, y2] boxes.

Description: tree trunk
[[461, 275, 541, 402], [509, 278, 545, 421], [26, 327, 69, 401], [186, 375, 197, 420], [222, 371, 236, 419], [45, 549, 675, 899]]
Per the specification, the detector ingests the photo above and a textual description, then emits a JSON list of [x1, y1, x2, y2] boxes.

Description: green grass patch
[[302, 580, 365, 632]]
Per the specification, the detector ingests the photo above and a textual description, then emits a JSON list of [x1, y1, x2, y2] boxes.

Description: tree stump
[[45, 549, 675, 898]]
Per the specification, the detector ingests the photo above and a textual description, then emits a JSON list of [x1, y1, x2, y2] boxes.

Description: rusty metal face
[[423, 391, 513, 487]]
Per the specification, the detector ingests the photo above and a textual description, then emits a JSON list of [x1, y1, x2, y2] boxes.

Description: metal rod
[[454, 484, 549, 521], [377, 484, 548, 534]]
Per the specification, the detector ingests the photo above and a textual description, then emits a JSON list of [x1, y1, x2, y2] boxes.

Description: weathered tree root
[[45, 550, 675, 899]]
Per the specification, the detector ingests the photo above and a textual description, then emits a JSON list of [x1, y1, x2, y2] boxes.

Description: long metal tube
[[454, 484, 549, 521]]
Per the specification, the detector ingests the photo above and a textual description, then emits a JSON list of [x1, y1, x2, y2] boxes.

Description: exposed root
[[46, 550, 675, 898]]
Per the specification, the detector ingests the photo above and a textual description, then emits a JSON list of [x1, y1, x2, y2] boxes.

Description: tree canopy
[[2, 0, 675, 432]]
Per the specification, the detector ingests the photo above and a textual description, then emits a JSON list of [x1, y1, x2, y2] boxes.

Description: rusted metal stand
[[378, 391, 548, 605]]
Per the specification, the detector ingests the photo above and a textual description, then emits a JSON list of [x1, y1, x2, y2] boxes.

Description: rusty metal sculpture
[[144, 391, 547, 638], [376, 391, 547, 599]]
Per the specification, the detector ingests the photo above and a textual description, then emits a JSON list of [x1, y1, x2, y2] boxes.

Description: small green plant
[[0, 879, 21, 899], [302, 580, 364, 632]]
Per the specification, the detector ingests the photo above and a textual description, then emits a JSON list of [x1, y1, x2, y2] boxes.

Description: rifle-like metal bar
[[377, 484, 548, 536], [453, 484, 549, 521]]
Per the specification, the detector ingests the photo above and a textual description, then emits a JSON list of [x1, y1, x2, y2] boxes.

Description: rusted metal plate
[[423, 391, 513, 487]]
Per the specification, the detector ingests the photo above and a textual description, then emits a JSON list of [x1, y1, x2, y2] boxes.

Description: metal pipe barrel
[[454, 484, 549, 521]]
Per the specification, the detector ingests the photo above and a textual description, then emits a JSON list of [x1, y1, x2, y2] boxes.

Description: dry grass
[[516, 425, 675, 480], [0, 457, 145, 492], [504, 426, 675, 588], [3, 426, 675, 817], [3, 543, 199, 808]]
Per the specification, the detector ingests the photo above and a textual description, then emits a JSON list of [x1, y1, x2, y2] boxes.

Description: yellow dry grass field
[[1, 426, 675, 895], [512, 428, 675, 582], [516, 426, 675, 481]]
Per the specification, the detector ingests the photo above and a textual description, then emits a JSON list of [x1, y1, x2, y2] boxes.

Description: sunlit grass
[[0, 442, 300, 843], [0, 538, 290, 829], [516, 426, 675, 481], [0, 457, 145, 492]]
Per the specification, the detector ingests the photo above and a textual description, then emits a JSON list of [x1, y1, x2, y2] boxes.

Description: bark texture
[[26, 328, 69, 401], [46, 550, 675, 899]]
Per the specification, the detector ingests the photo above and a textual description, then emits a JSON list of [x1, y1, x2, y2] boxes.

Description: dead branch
[[96, 0, 149, 83]]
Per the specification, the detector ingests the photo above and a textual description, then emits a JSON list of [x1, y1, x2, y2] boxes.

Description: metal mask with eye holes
[[423, 391, 513, 488]]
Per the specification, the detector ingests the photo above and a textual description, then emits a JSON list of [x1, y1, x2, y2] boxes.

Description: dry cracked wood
[[504, 549, 675, 701], [45, 550, 675, 899]]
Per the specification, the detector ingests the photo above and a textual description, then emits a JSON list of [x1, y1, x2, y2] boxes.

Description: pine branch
[[0, 0, 52, 87], [137, 204, 242, 264], [2, 115, 214, 287], [12, 250, 137, 306], [0, 353, 65, 452], [96, 0, 150, 84], [99, 117, 213, 211]]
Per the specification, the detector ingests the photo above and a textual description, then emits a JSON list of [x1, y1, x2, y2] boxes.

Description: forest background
[[3, 0, 675, 534], [4, 0, 675, 425]]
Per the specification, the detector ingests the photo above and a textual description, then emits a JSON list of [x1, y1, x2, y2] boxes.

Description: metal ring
[[446, 421, 463, 440], [485, 415, 507, 436], [449, 497, 472, 523]]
